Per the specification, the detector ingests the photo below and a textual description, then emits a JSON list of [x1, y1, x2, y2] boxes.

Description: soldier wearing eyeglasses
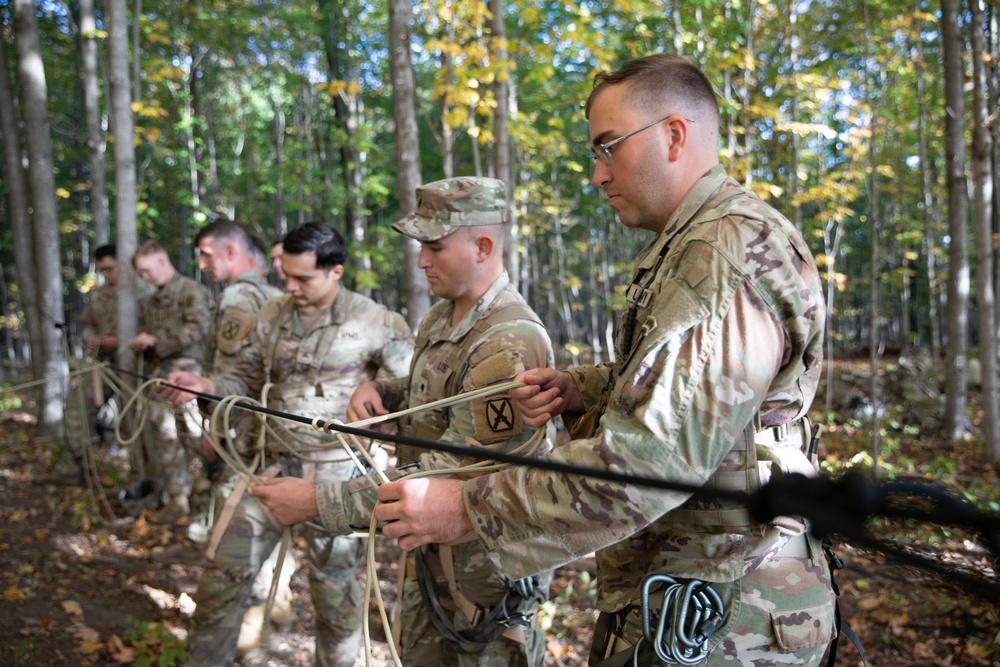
[[372, 54, 836, 666]]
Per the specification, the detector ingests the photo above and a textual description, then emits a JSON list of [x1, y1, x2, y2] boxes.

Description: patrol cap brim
[[391, 215, 460, 242]]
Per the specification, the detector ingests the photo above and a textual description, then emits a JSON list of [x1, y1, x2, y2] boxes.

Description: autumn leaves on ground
[[1, 359, 999, 666]]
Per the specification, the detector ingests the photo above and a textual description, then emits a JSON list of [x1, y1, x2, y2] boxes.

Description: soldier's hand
[[161, 371, 211, 406], [347, 381, 388, 423], [250, 476, 319, 525], [510, 369, 582, 426], [374, 478, 471, 551], [128, 332, 156, 352], [84, 335, 100, 351]]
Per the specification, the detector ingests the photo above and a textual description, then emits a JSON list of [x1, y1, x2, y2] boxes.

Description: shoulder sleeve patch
[[467, 341, 524, 443], [217, 309, 254, 355], [471, 393, 522, 444]]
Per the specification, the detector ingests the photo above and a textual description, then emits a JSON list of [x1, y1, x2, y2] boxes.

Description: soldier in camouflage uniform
[[56, 246, 151, 484], [371, 55, 837, 666], [253, 178, 556, 667], [155, 219, 296, 651], [128, 240, 213, 524], [166, 221, 413, 667]]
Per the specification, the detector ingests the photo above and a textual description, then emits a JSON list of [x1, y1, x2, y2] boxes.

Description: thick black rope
[[96, 363, 1000, 601]]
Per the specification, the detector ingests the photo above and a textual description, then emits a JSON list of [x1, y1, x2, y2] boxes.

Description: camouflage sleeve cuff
[[315, 478, 380, 535], [568, 363, 613, 412]]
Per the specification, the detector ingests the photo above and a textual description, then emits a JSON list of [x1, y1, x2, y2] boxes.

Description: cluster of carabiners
[[640, 574, 725, 665]]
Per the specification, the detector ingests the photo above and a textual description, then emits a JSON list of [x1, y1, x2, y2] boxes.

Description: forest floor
[[0, 358, 998, 666]]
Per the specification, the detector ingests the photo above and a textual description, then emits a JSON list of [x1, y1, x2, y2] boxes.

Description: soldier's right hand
[[346, 381, 388, 423], [161, 371, 212, 406], [510, 368, 582, 426]]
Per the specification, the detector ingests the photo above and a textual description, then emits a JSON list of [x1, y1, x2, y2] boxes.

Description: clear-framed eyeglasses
[[586, 114, 694, 164]]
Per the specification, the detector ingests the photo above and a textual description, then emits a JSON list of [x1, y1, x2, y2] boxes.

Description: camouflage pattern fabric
[[81, 278, 155, 363], [140, 273, 213, 373], [202, 270, 281, 458], [316, 272, 555, 667], [203, 270, 281, 377], [188, 288, 413, 667], [461, 166, 835, 665], [139, 273, 213, 501], [391, 177, 507, 241]]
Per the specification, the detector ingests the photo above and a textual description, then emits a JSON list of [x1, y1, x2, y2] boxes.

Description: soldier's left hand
[[251, 476, 320, 525], [374, 478, 471, 551]]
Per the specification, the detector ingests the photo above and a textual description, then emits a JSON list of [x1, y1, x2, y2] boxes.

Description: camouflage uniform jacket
[[203, 270, 282, 376], [212, 288, 413, 451], [317, 271, 555, 534], [81, 279, 152, 362], [140, 273, 213, 375], [463, 165, 826, 612]]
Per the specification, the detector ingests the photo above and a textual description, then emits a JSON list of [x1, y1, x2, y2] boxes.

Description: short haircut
[[195, 218, 252, 254], [585, 54, 720, 124], [282, 221, 347, 270], [95, 244, 117, 261], [272, 234, 285, 248], [133, 240, 168, 265], [249, 235, 267, 265]]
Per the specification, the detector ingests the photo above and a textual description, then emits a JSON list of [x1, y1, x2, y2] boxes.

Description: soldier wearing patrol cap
[[252, 177, 557, 667], [370, 55, 836, 667]]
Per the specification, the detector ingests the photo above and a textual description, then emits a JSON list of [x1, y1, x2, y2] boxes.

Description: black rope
[[98, 363, 1000, 600]]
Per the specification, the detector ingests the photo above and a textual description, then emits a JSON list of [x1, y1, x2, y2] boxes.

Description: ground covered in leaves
[[1, 357, 999, 666]]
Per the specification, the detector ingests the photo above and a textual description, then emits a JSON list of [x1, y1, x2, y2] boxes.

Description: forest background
[[2, 0, 1000, 664]]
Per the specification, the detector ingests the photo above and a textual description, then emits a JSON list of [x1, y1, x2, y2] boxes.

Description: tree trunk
[[80, 0, 110, 247], [107, 0, 140, 371], [489, 0, 519, 289], [913, 0, 941, 355], [970, 0, 1000, 458], [13, 0, 69, 437], [862, 0, 882, 474], [0, 28, 44, 384], [787, 0, 802, 233], [941, 0, 970, 440], [388, 0, 429, 328]]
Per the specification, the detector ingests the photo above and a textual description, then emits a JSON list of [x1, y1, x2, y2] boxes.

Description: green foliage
[[123, 616, 188, 667], [11, 638, 41, 663]]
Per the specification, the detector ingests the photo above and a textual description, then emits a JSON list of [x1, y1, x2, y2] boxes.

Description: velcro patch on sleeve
[[217, 309, 253, 355], [468, 341, 525, 443]]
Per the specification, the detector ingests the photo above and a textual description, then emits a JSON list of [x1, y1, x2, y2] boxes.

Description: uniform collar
[[441, 270, 511, 342], [639, 165, 730, 268]]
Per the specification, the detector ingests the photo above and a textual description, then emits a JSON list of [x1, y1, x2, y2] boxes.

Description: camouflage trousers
[[396, 547, 549, 667], [187, 459, 363, 667], [64, 364, 103, 457], [147, 397, 201, 500], [590, 535, 835, 666]]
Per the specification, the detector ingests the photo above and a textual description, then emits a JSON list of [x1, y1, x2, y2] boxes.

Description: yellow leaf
[[4, 585, 29, 603], [61, 600, 84, 616], [56, 188, 71, 199], [82, 640, 104, 655]]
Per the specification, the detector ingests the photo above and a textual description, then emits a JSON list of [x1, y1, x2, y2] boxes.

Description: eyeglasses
[[586, 114, 694, 164], [97, 265, 117, 274]]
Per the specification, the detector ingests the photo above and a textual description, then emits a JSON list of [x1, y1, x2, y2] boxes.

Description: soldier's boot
[[236, 605, 266, 655], [149, 494, 190, 524]]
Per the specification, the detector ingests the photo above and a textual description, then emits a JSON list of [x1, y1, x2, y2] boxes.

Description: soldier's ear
[[475, 234, 494, 259]]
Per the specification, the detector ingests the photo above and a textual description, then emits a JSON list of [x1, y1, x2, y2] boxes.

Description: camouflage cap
[[392, 177, 508, 241]]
